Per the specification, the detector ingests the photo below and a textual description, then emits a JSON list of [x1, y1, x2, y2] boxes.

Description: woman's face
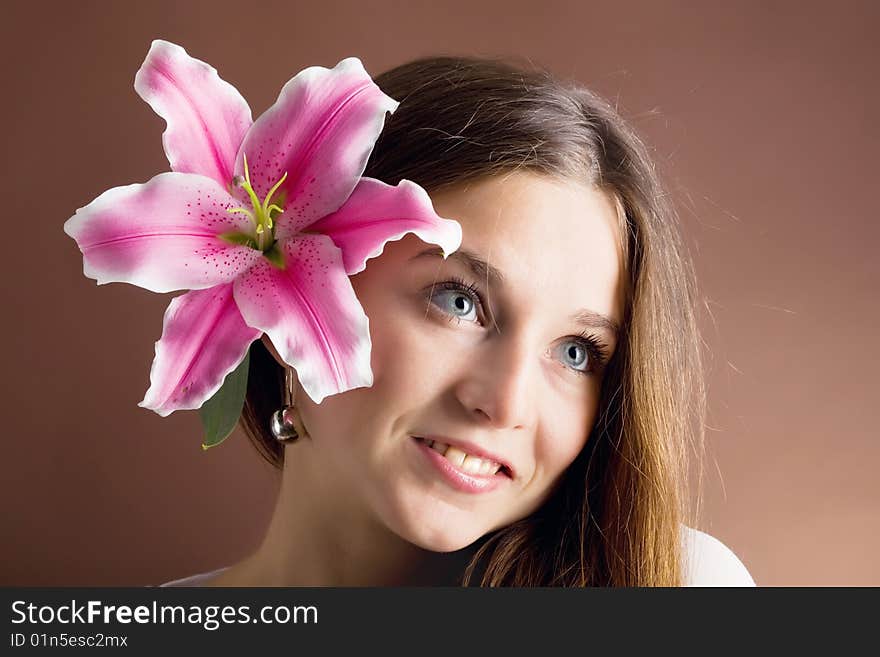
[[289, 172, 626, 552]]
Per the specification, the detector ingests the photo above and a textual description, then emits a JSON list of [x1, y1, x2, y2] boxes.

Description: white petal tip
[[337, 56, 366, 71], [147, 39, 184, 55], [137, 399, 174, 418]]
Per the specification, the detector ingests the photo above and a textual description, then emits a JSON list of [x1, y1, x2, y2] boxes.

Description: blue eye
[[557, 341, 589, 371], [427, 278, 611, 377], [431, 286, 478, 322], [555, 332, 611, 377]]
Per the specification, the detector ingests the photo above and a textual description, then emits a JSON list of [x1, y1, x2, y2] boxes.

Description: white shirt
[[680, 525, 755, 586], [161, 525, 755, 587]]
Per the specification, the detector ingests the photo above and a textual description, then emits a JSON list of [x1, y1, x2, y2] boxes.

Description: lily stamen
[[226, 153, 289, 252]]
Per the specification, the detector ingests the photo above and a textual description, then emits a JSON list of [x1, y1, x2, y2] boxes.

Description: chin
[[405, 528, 485, 553], [391, 508, 495, 553], [375, 477, 506, 553]]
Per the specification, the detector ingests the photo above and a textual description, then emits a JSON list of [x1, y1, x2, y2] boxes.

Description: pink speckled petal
[[233, 234, 373, 404], [134, 39, 253, 188], [232, 57, 398, 234], [64, 172, 262, 293], [305, 177, 463, 275], [139, 284, 260, 416]]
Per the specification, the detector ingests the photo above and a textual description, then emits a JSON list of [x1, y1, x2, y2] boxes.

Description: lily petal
[[64, 172, 262, 293], [305, 177, 463, 275], [135, 39, 253, 188], [140, 284, 261, 417], [233, 57, 398, 234], [233, 234, 373, 404]]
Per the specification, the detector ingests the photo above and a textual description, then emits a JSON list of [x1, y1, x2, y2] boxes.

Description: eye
[[429, 278, 482, 323], [558, 341, 589, 371], [426, 278, 612, 377], [553, 332, 610, 377]]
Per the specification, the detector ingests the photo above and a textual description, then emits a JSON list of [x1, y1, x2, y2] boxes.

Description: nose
[[453, 331, 535, 430]]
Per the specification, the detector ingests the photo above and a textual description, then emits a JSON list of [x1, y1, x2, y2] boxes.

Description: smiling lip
[[411, 436, 511, 494], [416, 435, 516, 480]]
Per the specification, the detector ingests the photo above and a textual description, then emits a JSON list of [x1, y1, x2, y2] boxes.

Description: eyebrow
[[411, 246, 621, 336]]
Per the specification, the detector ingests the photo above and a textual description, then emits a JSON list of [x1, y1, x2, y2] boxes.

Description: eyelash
[[428, 276, 611, 376]]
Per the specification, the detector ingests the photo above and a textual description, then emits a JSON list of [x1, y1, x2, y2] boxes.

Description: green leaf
[[199, 350, 251, 450]]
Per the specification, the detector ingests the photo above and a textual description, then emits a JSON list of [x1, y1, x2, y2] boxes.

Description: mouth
[[412, 436, 513, 479]]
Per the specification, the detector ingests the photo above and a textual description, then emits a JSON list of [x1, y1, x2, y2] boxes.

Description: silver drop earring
[[270, 367, 299, 442]]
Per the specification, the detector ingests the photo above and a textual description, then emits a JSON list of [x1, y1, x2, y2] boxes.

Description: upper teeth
[[419, 438, 504, 476]]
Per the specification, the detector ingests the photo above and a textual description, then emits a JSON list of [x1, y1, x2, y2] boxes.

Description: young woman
[[160, 56, 755, 587]]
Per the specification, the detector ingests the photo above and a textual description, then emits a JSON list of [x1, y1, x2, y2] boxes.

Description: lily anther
[[224, 153, 288, 253]]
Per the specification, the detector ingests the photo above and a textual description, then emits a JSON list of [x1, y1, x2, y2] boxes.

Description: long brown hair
[[241, 56, 705, 586]]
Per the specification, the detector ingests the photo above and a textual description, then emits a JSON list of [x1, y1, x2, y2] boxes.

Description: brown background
[[1, 0, 876, 586]]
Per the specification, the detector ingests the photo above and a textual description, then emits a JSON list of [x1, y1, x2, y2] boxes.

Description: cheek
[[534, 395, 597, 480], [296, 314, 444, 443], [366, 296, 461, 399]]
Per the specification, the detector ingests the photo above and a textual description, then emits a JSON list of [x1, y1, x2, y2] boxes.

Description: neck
[[212, 438, 479, 587]]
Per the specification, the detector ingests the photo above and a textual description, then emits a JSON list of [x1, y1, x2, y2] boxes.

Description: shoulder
[[679, 525, 756, 587]]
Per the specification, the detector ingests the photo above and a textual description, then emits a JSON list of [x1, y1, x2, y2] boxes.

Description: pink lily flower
[[64, 40, 461, 416]]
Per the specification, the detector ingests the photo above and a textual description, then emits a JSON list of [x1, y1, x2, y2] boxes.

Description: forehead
[[427, 173, 626, 328]]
